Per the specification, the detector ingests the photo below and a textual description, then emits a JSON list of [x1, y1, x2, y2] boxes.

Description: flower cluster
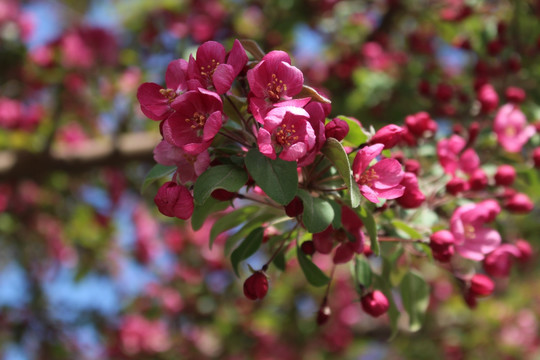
[[138, 39, 535, 327]]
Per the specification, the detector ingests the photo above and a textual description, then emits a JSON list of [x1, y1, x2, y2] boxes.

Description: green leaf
[[224, 213, 276, 254], [321, 137, 361, 208], [357, 206, 379, 256], [354, 256, 372, 288], [273, 250, 286, 271], [337, 115, 369, 147], [296, 189, 334, 233], [230, 227, 264, 276], [297, 243, 329, 287], [209, 206, 259, 248], [391, 219, 423, 240], [191, 197, 230, 231], [193, 165, 247, 205], [140, 164, 176, 193], [328, 200, 342, 229], [400, 270, 430, 332], [245, 148, 298, 205]]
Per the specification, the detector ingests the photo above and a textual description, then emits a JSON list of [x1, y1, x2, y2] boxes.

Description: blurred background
[[2, 0, 540, 359]]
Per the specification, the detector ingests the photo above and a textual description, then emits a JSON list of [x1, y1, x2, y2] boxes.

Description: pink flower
[[450, 202, 502, 261], [361, 290, 389, 317], [162, 88, 223, 155], [247, 50, 304, 122], [153, 140, 210, 184], [187, 39, 248, 94], [154, 182, 194, 220], [297, 102, 327, 167], [437, 135, 480, 175], [352, 143, 405, 203], [405, 111, 437, 137], [325, 118, 349, 141], [494, 103, 535, 153], [137, 59, 193, 121], [257, 106, 315, 161], [119, 315, 171, 355]]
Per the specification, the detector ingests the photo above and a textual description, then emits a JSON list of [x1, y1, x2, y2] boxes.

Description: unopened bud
[[361, 290, 389, 317], [243, 271, 269, 301]]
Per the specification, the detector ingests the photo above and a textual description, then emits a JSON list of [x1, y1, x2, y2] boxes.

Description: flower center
[[505, 126, 516, 137], [464, 224, 476, 239], [200, 59, 220, 79], [159, 88, 177, 103], [356, 168, 379, 187], [266, 73, 288, 102], [275, 123, 298, 148], [186, 111, 207, 130], [182, 153, 197, 164]]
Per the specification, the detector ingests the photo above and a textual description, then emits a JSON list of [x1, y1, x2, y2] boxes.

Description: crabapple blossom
[[352, 143, 405, 203], [243, 271, 269, 300], [361, 290, 389, 317], [450, 202, 502, 261], [494, 103, 535, 153], [154, 181, 194, 220]]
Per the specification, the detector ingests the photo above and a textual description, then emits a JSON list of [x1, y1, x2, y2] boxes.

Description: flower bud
[[396, 172, 425, 209], [361, 290, 389, 317], [446, 177, 468, 195], [516, 239, 533, 262], [477, 83, 499, 114], [483, 244, 520, 277], [468, 168, 488, 191], [504, 192, 533, 214], [316, 304, 331, 325], [243, 271, 269, 300], [418, 80, 430, 97], [211, 189, 237, 201], [469, 274, 494, 297], [154, 182, 194, 220], [435, 83, 453, 102], [284, 196, 304, 217], [405, 111, 437, 137], [404, 159, 420, 175], [505, 86, 526, 104], [430, 230, 455, 262], [301, 240, 315, 256], [325, 118, 350, 141], [494, 165, 516, 187], [532, 147, 540, 168], [369, 124, 404, 149]]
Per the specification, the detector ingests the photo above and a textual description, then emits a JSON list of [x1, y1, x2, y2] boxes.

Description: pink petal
[[360, 184, 380, 203], [280, 142, 306, 161], [165, 59, 188, 92], [371, 158, 404, 188], [257, 128, 276, 159], [137, 82, 171, 120], [227, 39, 248, 77], [212, 63, 235, 94]]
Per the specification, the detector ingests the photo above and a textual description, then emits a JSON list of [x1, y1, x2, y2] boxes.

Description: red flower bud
[[483, 244, 520, 277], [285, 196, 304, 217], [430, 230, 455, 262], [468, 169, 488, 191], [301, 240, 315, 256], [504, 192, 533, 214], [316, 305, 331, 325], [446, 177, 468, 195], [487, 39, 504, 56], [532, 147, 540, 168], [243, 271, 269, 300], [435, 83, 453, 102], [154, 182, 194, 220], [396, 172, 425, 209], [211, 188, 237, 201], [477, 84, 499, 114], [418, 80, 431, 97], [469, 274, 494, 297], [325, 118, 350, 141], [506, 56, 521, 73], [404, 159, 420, 175], [361, 290, 389, 317], [369, 125, 404, 149], [405, 111, 437, 137], [494, 165, 516, 187], [505, 86, 526, 104], [516, 239, 533, 262]]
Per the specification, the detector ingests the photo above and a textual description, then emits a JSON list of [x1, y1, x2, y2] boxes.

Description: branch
[[0, 132, 160, 183]]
